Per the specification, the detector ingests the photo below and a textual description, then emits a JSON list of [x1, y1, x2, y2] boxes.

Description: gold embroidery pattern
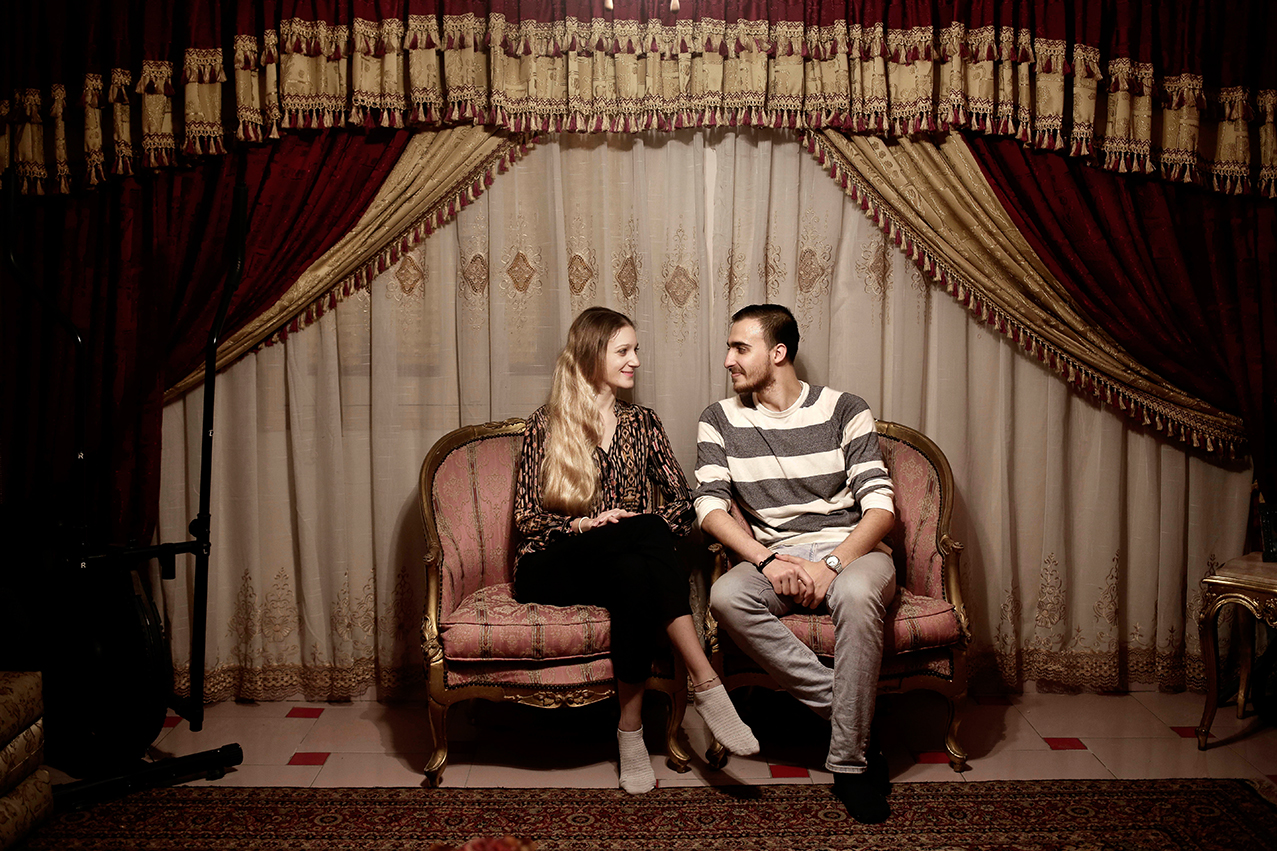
[[500, 214, 545, 358], [458, 208, 490, 329], [612, 220, 644, 311], [719, 241, 749, 308], [1034, 553, 1065, 630], [388, 250, 427, 337], [660, 225, 700, 309], [229, 566, 299, 647], [757, 229, 786, 301], [857, 230, 890, 323], [393, 251, 426, 296], [566, 215, 597, 311]]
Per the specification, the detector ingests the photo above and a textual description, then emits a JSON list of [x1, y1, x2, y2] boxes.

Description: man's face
[[724, 318, 777, 394]]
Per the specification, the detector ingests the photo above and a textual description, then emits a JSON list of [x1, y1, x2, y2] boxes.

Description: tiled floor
[[58, 686, 1277, 792]]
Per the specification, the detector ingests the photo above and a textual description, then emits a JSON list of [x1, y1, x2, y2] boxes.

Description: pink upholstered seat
[[419, 419, 691, 787], [705, 420, 970, 771], [440, 582, 612, 662]]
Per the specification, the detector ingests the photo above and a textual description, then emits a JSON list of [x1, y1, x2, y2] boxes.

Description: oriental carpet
[[17, 779, 1277, 851]]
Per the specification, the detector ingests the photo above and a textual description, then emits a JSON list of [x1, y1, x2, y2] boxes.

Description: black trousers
[[515, 514, 691, 684]]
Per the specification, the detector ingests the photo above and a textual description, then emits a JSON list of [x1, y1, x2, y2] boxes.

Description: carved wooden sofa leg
[[945, 693, 968, 772], [423, 697, 448, 788]]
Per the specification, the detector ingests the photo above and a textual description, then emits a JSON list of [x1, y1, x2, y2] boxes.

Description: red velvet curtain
[[964, 135, 1277, 501], [0, 129, 409, 549]]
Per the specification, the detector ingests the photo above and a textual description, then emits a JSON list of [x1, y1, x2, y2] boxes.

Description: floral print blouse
[[514, 400, 695, 560]]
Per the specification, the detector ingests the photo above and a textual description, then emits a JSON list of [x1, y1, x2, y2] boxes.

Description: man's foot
[[832, 770, 890, 824], [617, 727, 655, 794], [693, 681, 760, 756]]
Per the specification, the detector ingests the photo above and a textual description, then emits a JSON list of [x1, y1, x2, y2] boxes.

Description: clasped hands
[[761, 554, 835, 608]]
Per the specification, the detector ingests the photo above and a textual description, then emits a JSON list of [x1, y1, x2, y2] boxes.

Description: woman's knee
[[708, 563, 763, 622]]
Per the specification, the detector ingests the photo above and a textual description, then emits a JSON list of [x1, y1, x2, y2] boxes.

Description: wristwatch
[[823, 554, 844, 574]]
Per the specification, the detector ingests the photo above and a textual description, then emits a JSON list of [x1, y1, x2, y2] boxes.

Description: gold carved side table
[[1196, 553, 1277, 749]]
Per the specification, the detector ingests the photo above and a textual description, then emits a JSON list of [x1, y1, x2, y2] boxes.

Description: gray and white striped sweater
[[693, 382, 894, 548]]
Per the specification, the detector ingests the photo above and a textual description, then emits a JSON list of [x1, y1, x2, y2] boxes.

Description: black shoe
[[867, 747, 891, 797], [832, 770, 890, 824]]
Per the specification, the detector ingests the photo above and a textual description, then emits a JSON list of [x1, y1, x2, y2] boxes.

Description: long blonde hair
[[540, 307, 634, 515]]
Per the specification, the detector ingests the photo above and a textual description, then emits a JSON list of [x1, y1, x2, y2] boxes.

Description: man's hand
[[773, 554, 835, 608], [761, 556, 816, 606]]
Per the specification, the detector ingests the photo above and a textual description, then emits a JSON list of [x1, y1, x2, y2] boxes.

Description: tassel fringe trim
[[804, 130, 1247, 458], [257, 135, 539, 351]]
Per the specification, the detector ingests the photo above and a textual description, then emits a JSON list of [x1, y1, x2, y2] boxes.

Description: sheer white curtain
[[156, 129, 1251, 702]]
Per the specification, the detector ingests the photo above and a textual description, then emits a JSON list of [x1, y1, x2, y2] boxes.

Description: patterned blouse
[[514, 400, 695, 560]]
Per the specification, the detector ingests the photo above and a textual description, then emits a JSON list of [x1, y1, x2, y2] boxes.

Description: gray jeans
[[709, 543, 896, 774]]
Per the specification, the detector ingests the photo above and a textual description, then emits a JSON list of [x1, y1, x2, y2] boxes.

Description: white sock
[[616, 727, 655, 794], [695, 684, 760, 756]]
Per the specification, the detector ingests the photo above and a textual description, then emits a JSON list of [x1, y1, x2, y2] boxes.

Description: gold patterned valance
[[4, 1, 1276, 198]]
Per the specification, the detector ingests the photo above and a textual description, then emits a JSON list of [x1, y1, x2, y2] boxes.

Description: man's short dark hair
[[732, 304, 800, 364]]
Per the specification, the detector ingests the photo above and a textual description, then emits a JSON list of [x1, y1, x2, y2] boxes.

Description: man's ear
[[772, 344, 788, 365]]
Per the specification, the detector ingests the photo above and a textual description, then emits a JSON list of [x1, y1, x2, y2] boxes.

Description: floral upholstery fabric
[[0, 769, 52, 850], [0, 672, 49, 851], [0, 674, 41, 749], [0, 721, 43, 798], [878, 436, 945, 600], [433, 434, 523, 620], [440, 582, 612, 663]]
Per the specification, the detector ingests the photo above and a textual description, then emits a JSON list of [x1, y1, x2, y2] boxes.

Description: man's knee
[[827, 552, 895, 616]]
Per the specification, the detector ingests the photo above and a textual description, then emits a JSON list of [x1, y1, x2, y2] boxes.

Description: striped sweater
[[693, 382, 894, 548]]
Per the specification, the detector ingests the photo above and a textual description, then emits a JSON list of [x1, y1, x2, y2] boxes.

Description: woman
[[514, 306, 758, 794]]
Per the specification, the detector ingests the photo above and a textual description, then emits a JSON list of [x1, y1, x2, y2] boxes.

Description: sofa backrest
[[424, 421, 525, 618], [877, 427, 949, 600]]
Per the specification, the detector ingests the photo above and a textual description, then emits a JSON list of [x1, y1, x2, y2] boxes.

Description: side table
[[1196, 552, 1277, 749]]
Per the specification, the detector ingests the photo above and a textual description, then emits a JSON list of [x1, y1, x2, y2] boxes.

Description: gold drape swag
[[3, 8, 1276, 198], [164, 126, 537, 402], [808, 130, 1247, 456]]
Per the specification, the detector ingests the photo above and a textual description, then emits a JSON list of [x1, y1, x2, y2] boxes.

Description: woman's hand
[[580, 508, 638, 532]]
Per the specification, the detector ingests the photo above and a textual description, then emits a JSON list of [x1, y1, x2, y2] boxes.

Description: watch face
[[824, 555, 840, 570]]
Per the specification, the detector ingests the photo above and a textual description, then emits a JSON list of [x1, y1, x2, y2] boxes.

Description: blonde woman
[[513, 306, 758, 794]]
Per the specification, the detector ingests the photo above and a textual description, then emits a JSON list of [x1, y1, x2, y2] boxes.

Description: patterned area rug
[[17, 779, 1277, 851]]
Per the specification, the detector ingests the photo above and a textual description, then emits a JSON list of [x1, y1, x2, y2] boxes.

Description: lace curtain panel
[[155, 129, 1250, 701]]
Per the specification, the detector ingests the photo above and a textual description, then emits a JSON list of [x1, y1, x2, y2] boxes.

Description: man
[[694, 304, 896, 824]]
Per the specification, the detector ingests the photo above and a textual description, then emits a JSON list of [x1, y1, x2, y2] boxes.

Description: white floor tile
[[1012, 693, 1179, 740], [1086, 735, 1268, 780], [956, 749, 1114, 780], [1130, 689, 1254, 737], [152, 716, 313, 765], [1225, 725, 1277, 775], [310, 752, 436, 788], [180, 763, 323, 787], [298, 702, 432, 753]]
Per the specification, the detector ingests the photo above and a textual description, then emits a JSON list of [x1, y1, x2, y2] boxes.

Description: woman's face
[[599, 325, 640, 392]]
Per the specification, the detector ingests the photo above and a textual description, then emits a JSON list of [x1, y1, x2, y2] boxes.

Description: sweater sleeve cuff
[[861, 492, 896, 516], [694, 495, 731, 527]]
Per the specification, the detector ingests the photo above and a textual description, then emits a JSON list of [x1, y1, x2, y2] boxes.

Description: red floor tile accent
[[288, 752, 330, 766], [162, 716, 181, 728], [973, 695, 1014, 706], [915, 751, 950, 764], [1170, 726, 1209, 739], [769, 764, 810, 778], [286, 707, 325, 719], [1044, 737, 1087, 750]]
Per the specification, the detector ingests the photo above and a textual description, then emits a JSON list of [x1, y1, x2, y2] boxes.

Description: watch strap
[[755, 552, 778, 572]]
